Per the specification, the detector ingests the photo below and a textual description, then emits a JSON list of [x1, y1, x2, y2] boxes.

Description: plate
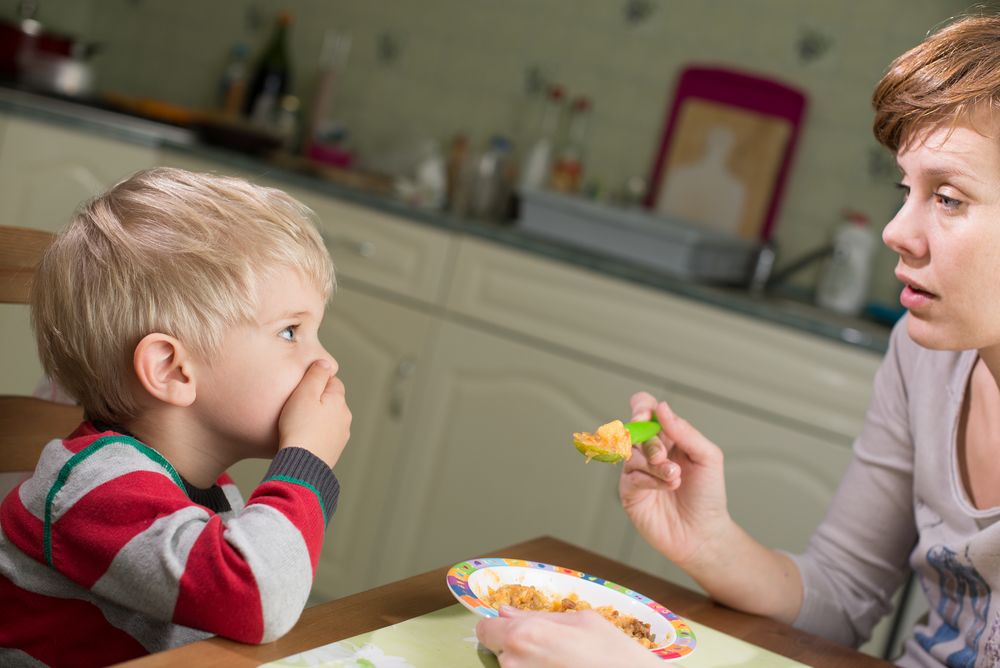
[[446, 557, 697, 661]]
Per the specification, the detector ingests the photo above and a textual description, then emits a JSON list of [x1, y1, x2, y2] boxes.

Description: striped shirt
[[0, 422, 339, 666]]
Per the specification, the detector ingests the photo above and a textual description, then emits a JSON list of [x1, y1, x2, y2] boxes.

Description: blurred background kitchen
[[1, 1, 989, 659], [2, 0, 986, 307]]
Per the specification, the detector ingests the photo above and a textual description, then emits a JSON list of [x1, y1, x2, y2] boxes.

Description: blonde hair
[[873, 14, 1000, 151], [31, 167, 335, 424]]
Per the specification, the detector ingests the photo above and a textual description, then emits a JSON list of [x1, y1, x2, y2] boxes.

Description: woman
[[477, 13, 1000, 667]]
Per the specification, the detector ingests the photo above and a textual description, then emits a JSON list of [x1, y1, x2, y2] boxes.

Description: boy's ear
[[133, 333, 197, 407]]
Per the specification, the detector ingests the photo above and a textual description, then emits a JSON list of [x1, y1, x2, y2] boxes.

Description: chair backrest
[[0, 225, 83, 474]]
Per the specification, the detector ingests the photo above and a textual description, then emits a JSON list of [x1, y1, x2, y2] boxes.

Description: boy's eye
[[895, 182, 910, 200], [279, 325, 297, 342]]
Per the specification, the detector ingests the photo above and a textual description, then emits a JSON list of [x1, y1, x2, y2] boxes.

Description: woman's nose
[[882, 201, 925, 259]]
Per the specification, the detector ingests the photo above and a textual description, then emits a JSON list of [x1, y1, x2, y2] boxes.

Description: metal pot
[[18, 51, 95, 98], [0, 17, 98, 97]]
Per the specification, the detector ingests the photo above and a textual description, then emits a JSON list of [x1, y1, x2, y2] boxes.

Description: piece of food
[[573, 419, 632, 463], [483, 583, 658, 649]]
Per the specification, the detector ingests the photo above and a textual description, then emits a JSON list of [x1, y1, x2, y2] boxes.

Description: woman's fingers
[[475, 616, 503, 654], [655, 401, 721, 468], [629, 391, 658, 421]]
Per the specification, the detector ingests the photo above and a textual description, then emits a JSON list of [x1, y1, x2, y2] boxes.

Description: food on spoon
[[573, 419, 632, 463], [484, 583, 658, 649]]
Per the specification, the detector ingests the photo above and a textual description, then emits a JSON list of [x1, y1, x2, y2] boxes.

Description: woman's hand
[[620, 392, 731, 569], [475, 607, 662, 668]]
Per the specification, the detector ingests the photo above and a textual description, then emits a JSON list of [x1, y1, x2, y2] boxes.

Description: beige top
[[790, 315, 1000, 667]]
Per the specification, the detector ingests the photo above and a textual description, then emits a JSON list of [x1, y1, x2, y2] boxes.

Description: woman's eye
[[895, 182, 910, 200], [934, 192, 962, 210], [279, 326, 297, 342]]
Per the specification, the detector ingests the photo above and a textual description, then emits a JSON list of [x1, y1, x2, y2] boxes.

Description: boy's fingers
[[322, 375, 346, 400], [297, 360, 333, 395]]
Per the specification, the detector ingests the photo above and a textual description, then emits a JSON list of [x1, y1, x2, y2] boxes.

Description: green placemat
[[264, 604, 808, 668]]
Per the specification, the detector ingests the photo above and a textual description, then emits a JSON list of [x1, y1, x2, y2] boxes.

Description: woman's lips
[[900, 284, 936, 310]]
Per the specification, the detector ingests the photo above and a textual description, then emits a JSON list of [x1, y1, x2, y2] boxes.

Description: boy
[[0, 167, 351, 666]]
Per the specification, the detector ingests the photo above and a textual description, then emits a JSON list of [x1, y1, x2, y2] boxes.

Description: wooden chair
[[0, 225, 83, 474]]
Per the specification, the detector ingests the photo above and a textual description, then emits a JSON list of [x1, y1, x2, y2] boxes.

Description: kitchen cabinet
[[389, 237, 879, 579], [376, 319, 653, 584], [0, 113, 157, 396], [0, 115, 157, 234]]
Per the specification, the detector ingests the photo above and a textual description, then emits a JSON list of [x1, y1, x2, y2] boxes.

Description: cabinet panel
[[0, 115, 156, 395], [377, 321, 646, 584], [0, 115, 156, 234], [447, 237, 881, 443], [228, 286, 437, 601], [158, 149, 454, 305]]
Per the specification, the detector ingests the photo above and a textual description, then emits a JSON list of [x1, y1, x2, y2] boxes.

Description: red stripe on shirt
[[172, 513, 265, 643], [0, 486, 45, 564], [51, 469, 191, 587], [0, 575, 148, 665]]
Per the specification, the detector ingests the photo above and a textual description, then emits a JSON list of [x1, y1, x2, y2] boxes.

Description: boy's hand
[[278, 360, 351, 469]]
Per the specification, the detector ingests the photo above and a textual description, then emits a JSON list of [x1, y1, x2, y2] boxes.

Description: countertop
[[0, 85, 892, 354]]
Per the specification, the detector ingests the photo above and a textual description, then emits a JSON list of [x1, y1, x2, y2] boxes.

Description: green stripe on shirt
[[263, 475, 328, 524], [43, 435, 186, 566]]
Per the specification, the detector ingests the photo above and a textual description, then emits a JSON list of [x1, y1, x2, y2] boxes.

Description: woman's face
[[883, 119, 1000, 352]]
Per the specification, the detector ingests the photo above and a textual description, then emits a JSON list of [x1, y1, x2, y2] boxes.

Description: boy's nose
[[318, 349, 338, 375]]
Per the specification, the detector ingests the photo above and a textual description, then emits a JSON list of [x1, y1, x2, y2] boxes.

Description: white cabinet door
[[377, 320, 648, 584], [227, 285, 438, 601], [0, 115, 156, 234], [0, 115, 156, 396]]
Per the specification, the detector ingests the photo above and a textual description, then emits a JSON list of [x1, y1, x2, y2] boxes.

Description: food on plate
[[572, 419, 632, 463], [483, 583, 658, 648]]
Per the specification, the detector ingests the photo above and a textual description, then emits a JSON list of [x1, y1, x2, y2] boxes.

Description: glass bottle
[[549, 96, 592, 194], [518, 84, 565, 193], [243, 11, 293, 128], [218, 43, 249, 117]]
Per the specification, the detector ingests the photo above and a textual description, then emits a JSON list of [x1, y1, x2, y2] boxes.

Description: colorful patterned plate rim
[[446, 557, 697, 661]]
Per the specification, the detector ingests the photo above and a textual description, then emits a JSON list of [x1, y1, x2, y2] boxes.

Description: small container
[[471, 135, 513, 221], [815, 210, 876, 316]]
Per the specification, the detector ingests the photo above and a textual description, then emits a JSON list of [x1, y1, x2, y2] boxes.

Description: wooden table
[[117, 536, 893, 667]]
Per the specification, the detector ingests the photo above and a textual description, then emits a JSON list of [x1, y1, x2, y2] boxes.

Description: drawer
[[446, 237, 881, 443], [157, 151, 455, 306], [302, 195, 454, 305]]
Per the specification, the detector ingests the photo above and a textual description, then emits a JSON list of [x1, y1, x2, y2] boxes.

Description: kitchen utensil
[[17, 50, 95, 98], [626, 419, 661, 444]]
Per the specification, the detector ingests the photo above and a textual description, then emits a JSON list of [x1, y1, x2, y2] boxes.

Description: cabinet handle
[[323, 232, 377, 258], [388, 358, 416, 419]]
